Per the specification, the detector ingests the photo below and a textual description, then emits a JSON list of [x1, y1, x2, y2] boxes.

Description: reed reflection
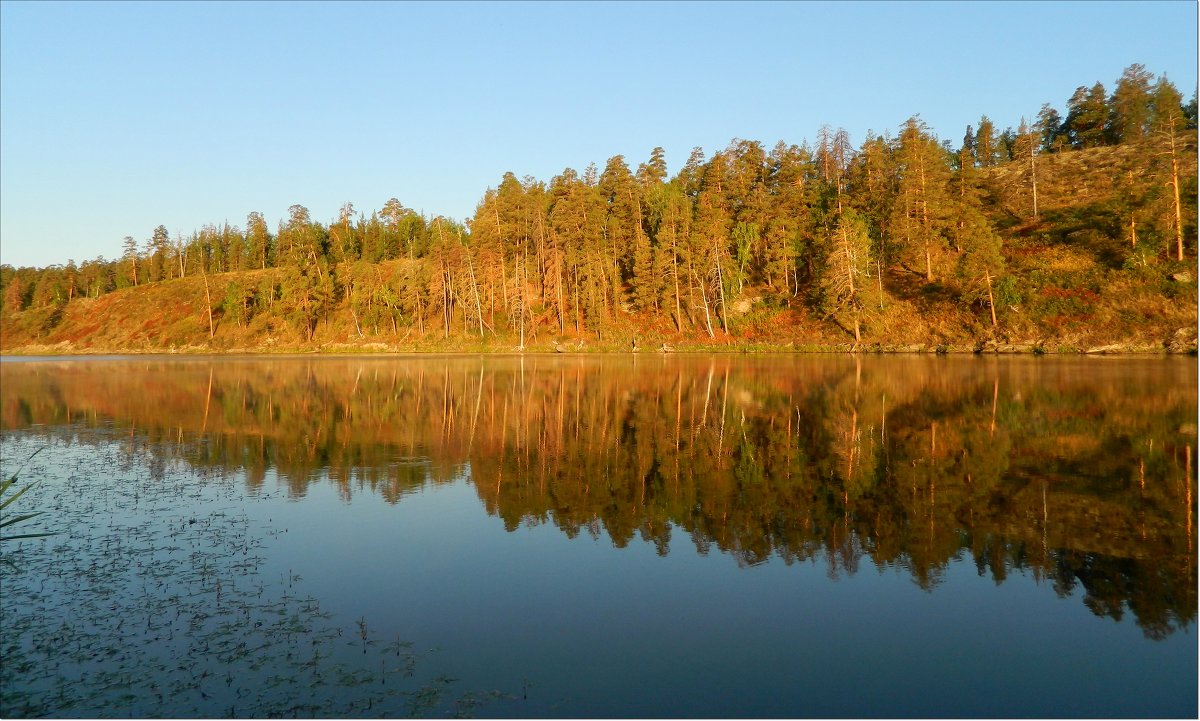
[[2, 355, 1196, 638]]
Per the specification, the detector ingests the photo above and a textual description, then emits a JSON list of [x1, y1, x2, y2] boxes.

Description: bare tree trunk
[[985, 268, 997, 327], [1030, 137, 1039, 222], [1168, 119, 1184, 261], [695, 267, 715, 339], [573, 266, 581, 334], [200, 268, 215, 340], [557, 261, 565, 334], [494, 201, 509, 309], [443, 264, 452, 338], [348, 277, 364, 339], [714, 243, 730, 334], [876, 259, 885, 310], [466, 253, 485, 338], [919, 160, 934, 282], [672, 236, 683, 332]]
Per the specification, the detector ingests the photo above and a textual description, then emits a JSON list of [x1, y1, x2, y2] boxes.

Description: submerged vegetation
[[1, 64, 1196, 354], [0, 437, 507, 718]]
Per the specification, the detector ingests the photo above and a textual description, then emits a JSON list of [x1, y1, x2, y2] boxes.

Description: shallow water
[[1, 354, 1196, 717]]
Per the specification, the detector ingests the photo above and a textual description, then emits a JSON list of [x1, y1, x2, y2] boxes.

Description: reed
[[0, 449, 56, 542]]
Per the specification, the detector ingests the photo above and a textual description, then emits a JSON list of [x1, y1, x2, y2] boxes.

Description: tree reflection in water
[[2, 354, 1195, 639]]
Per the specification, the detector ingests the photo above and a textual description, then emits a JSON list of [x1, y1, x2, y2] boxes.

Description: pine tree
[[636, 146, 668, 189], [1036, 103, 1066, 153], [890, 117, 952, 282], [647, 183, 692, 331], [762, 142, 812, 295], [692, 189, 731, 335], [1066, 82, 1109, 149], [598, 155, 644, 302], [121, 236, 139, 287], [819, 208, 874, 343], [1012, 117, 1040, 222], [975, 116, 998, 167], [845, 132, 892, 299], [1109, 64, 1154, 143], [146, 225, 170, 282], [1148, 75, 1186, 133], [955, 206, 1005, 327], [246, 212, 271, 270]]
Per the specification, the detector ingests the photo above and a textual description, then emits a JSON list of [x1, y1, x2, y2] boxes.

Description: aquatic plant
[[0, 449, 55, 543], [0, 435, 509, 717]]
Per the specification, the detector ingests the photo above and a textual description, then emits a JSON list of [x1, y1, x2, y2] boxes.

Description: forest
[[1, 64, 1196, 353]]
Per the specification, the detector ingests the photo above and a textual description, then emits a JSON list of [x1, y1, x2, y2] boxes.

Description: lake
[[0, 354, 1195, 718]]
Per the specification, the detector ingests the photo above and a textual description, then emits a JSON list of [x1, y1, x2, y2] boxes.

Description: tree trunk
[[200, 268, 215, 340], [1169, 127, 1184, 260], [1025, 121, 1039, 222], [557, 261, 565, 334], [919, 160, 934, 282], [466, 253, 485, 338], [876, 259, 885, 310], [714, 243, 729, 334], [696, 269, 715, 339], [672, 237, 683, 332], [985, 268, 997, 327]]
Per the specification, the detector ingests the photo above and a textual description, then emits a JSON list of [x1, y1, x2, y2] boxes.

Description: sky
[[1, 1, 1196, 269]]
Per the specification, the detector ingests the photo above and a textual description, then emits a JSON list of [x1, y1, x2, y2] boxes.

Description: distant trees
[[1, 63, 1193, 346]]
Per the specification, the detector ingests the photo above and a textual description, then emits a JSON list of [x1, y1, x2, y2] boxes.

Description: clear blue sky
[[1, 0, 1196, 269]]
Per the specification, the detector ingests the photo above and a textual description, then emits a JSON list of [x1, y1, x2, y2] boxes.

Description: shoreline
[[1, 340, 1194, 357]]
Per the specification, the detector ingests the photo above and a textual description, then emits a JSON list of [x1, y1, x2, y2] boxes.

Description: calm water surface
[[0, 354, 1196, 718]]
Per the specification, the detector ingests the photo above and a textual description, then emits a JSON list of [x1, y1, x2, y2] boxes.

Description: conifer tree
[[1109, 64, 1154, 143], [1148, 75, 1185, 134], [762, 142, 811, 295], [890, 117, 951, 281], [148, 225, 170, 281], [121, 236, 139, 288], [974, 116, 998, 167], [1036, 103, 1066, 152], [636, 146, 668, 189], [820, 208, 874, 343], [955, 206, 1006, 327], [1066, 82, 1109, 148], [647, 183, 692, 331], [846, 133, 893, 299], [246, 212, 271, 270], [692, 189, 732, 335]]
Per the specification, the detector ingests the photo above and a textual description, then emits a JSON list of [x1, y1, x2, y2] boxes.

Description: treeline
[[2, 64, 1196, 345]]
